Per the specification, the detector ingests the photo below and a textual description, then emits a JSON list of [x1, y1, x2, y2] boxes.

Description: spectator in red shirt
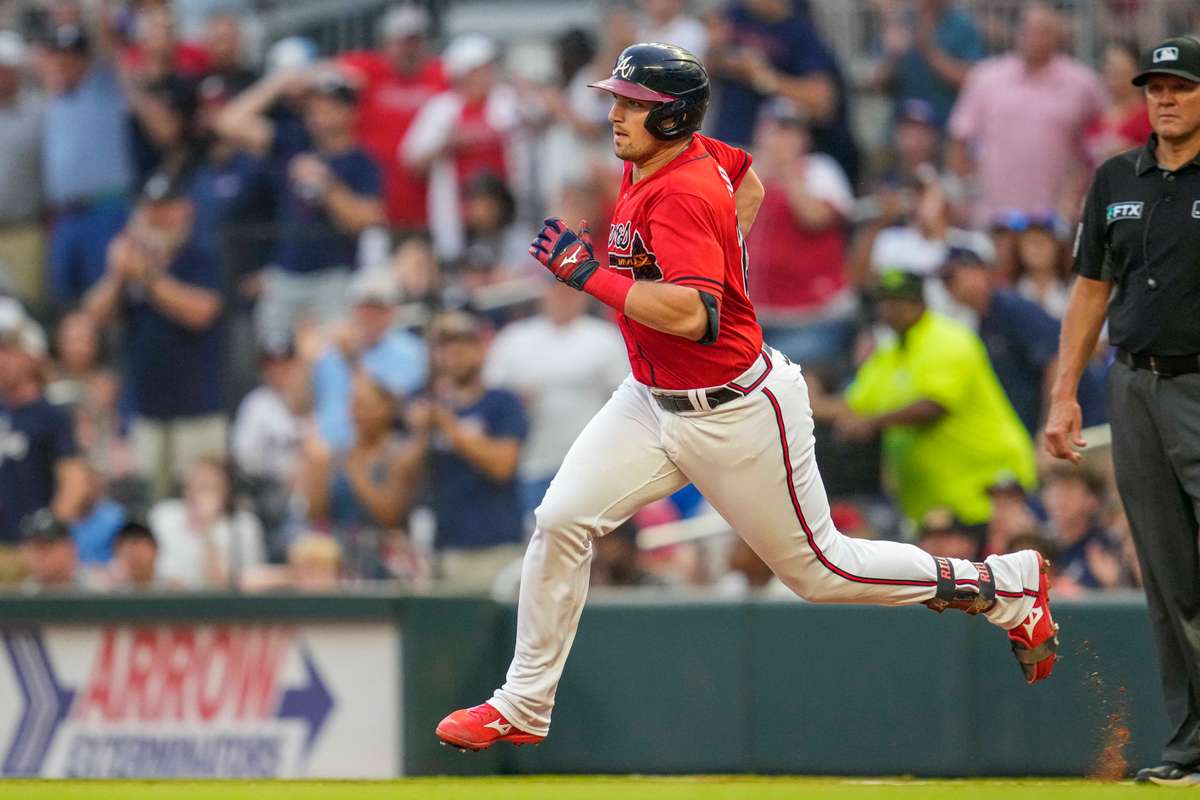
[[1083, 40, 1153, 167], [339, 5, 447, 231], [120, 4, 209, 79], [745, 99, 857, 377], [402, 35, 526, 262]]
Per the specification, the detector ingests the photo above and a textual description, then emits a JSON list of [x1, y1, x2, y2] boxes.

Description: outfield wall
[[0, 593, 1163, 778]]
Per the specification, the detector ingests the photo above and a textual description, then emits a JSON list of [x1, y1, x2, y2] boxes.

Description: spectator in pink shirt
[[947, 4, 1106, 232]]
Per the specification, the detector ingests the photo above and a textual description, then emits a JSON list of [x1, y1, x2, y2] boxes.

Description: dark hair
[[115, 520, 157, 547], [1106, 39, 1141, 66], [464, 172, 516, 228]]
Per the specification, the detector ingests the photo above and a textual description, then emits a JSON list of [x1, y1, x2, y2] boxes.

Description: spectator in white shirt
[[638, 0, 708, 61], [483, 280, 628, 516], [151, 456, 265, 589]]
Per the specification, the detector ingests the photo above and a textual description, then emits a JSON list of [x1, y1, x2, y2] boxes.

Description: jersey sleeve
[[647, 193, 727, 302], [696, 134, 753, 190]]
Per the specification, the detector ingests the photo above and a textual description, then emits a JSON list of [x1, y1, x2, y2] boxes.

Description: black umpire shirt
[[1074, 134, 1200, 355]]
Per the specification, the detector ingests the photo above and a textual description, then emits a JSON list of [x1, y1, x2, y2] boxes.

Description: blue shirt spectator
[[0, 397, 78, 543], [710, 1, 860, 185], [433, 389, 529, 550], [880, 1, 986, 128], [314, 330, 427, 449], [43, 62, 134, 207], [124, 239, 224, 419], [272, 148, 381, 274], [976, 289, 1059, 434], [71, 497, 126, 564]]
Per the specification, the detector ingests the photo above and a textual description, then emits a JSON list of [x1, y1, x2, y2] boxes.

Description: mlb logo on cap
[[1154, 46, 1179, 63]]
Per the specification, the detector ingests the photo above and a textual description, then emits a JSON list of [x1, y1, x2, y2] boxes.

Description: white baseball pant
[[491, 348, 1040, 736]]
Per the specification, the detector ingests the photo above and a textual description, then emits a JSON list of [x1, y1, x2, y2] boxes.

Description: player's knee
[[533, 496, 589, 541]]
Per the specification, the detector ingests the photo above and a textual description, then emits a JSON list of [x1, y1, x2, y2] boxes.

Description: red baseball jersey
[[606, 133, 762, 389]]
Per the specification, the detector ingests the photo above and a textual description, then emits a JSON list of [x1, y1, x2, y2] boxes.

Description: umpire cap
[[589, 42, 709, 140], [1132, 35, 1200, 86]]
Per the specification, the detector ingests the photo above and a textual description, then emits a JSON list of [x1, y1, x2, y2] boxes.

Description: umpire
[[1046, 35, 1200, 787]]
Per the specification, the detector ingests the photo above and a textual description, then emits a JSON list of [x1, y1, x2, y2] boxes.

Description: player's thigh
[[536, 378, 687, 536], [669, 365, 828, 566]]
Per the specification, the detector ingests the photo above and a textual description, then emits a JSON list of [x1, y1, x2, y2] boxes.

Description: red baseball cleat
[[435, 702, 544, 751], [1007, 554, 1060, 684]]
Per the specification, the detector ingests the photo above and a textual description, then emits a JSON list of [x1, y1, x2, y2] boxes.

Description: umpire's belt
[[1117, 348, 1200, 377], [651, 350, 774, 413]]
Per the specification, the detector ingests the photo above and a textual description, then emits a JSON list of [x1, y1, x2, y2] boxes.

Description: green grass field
[[0, 777, 1153, 800]]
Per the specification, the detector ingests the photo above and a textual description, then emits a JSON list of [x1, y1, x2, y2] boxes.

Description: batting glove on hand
[[529, 218, 600, 290]]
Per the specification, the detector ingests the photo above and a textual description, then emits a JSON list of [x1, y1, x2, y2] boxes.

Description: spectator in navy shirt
[[407, 312, 529, 593], [84, 170, 225, 500], [706, 0, 861, 185], [0, 311, 88, 585], [217, 67, 385, 344], [940, 245, 1059, 434]]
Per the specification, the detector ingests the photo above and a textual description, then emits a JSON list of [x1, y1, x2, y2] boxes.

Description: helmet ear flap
[[645, 98, 693, 140]]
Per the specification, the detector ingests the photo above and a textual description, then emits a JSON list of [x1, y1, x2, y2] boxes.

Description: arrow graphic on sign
[[2, 630, 74, 777], [276, 645, 334, 754]]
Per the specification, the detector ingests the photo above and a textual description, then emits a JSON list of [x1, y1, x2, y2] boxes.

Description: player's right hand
[[1044, 397, 1085, 464], [529, 217, 601, 290]]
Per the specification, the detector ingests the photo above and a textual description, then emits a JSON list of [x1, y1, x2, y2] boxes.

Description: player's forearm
[[1051, 276, 1111, 402], [622, 281, 709, 341]]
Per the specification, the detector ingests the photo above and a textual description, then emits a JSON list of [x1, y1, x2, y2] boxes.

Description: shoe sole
[[1011, 554, 1060, 685], [436, 728, 543, 752], [1148, 775, 1200, 786]]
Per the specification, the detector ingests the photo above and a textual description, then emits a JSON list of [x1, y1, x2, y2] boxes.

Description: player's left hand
[[529, 217, 601, 290]]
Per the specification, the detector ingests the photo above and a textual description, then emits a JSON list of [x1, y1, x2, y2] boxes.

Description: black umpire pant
[[1108, 360, 1200, 767]]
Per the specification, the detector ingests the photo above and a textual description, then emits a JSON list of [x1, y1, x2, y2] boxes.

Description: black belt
[[1117, 348, 1200, 377], [652, 351, 774, 413]]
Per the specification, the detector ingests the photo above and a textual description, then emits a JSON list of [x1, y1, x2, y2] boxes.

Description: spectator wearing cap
[[983, 472, 1041, 558], [484, 278, 628, 518], [947, 5, 1106, 228], [0, 309, 88, 584], [150, 455, 266, 589], [233, 68, 385, 345], [19, 507, 87, 592], [298, 368, 421, 579], [83, 169, 225, 499], [407, 312, 529, 592], [106, 519, 160, 590], [873, 0, 986, 129], [1041, 463, 1124, 590], [0, 31, 47, 313], [916, 507, 982, 561], [744, 97, 857, 377], [339, 4, 447, 230], [706, 0, 860, 185], [940, 244, 1060, 434], [828, 270, 1036, 526], [403, 35, 527, 261], [39, 22, 135, 306], [231, 336, 303, 553], [309, 268, 427, 451]]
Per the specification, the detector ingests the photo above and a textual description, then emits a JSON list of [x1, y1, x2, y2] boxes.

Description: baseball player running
[[436, 43, 1058, 751]]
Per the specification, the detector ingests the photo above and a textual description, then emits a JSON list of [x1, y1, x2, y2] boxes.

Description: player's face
[[1145, 74, 1200, 143], [607, 93, 666, 162]]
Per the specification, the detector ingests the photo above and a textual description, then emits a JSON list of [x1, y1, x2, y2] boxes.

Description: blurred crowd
[[1, 0, 1186, 597]]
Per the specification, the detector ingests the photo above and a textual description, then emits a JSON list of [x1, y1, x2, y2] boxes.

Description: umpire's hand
[[1044, 397, 1086, 464]]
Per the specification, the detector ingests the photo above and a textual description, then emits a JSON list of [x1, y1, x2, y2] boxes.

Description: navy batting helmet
[[589, 42, 710, 140]]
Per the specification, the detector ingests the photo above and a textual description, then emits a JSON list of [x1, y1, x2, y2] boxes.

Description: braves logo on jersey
[[607, 221, 663, 281]]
